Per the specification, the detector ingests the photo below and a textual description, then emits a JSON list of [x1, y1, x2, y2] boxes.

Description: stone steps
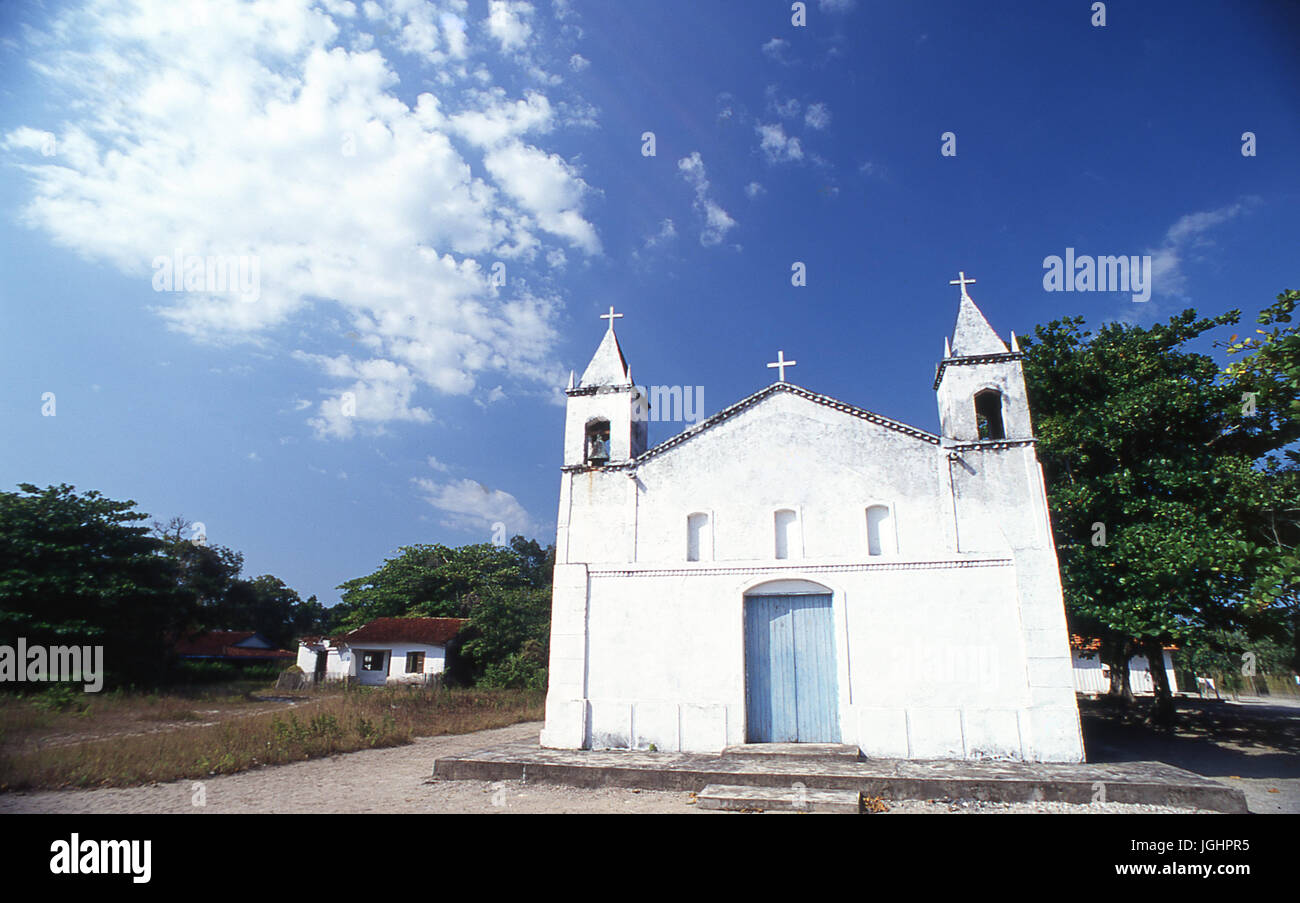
[[721, 743, 863, 763], [432, 741, 1250, 813], [696, 783, 863, 813]]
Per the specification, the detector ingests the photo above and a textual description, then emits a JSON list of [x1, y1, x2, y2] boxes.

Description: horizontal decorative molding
[[589, 558, 1014, 579], [933, 352, 1024, 389], [946, 439, 1036, 452]]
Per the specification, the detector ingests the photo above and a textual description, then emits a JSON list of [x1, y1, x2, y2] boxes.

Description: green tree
[[1221, 289, 1300, 670], [221, 575, 307, 649], [152, 517, 244, 620], [0, 484, 193, 687], [509, 535, 555, 587], [153, 517, 320, 649], [1021, 308, 1298, 723], [334, 542, 531, 629], [290, 594, 330, 641], [459, 584, 551, 688]]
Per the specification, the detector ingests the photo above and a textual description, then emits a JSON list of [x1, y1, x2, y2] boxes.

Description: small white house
[[1070, 637, 1178, 696], [297, 617, 466, 686]]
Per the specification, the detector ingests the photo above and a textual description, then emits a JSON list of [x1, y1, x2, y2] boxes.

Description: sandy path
[[0, 721, 1210, 814]]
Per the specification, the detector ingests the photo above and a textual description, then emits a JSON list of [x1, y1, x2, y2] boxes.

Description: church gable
[[630, 383, 938, 469], [629, 388, 951, 564]]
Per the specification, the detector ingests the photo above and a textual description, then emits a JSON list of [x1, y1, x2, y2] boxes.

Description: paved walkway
[[1081, 697, 1300, 814]]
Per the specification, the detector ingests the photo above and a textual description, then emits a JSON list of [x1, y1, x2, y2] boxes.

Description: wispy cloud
[[1146, 198, 1259, 299], [761, 37, 791, 65], [804, 102, 831, 130], [677, 152, 737, 247], [644, 218, 677, 249], [756, 122, 804, 163], [413, 476, 533, 535]]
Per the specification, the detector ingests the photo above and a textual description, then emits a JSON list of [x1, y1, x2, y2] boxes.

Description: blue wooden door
[[745, 594, 840, 742]]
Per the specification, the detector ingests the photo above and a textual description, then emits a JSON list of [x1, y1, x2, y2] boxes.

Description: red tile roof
[[219, 646, 296, 659], [1070, 635, 1178, 653], [335, 617, 467, 647], [175, 631, 294, 660]]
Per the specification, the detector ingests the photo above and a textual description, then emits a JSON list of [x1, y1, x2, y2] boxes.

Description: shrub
[[31, 683, 89, 714]]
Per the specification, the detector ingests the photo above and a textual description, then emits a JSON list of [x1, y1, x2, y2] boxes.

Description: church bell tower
[[562, 306, 648, 467], [934, 273, 1034, 443]]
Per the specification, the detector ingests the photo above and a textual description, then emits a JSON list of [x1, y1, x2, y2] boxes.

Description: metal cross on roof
[[767, 349, 797, 382], [949, 271, 977, 298], [599, 305, 624, 330]]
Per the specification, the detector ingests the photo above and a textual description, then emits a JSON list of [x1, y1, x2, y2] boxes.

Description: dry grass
[[0, 684, 544, 791], [0, 681, 278, 752]]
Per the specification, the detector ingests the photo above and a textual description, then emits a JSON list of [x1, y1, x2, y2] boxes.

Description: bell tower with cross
[[934, 271, 1034, 444], [561, 306, 649, 468]]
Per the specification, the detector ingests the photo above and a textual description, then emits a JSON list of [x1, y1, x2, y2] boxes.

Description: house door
[[744, 594, 840, 743], [358, 650, 388, 686]]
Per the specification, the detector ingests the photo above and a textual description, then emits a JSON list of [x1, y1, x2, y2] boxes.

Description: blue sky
[[1, 0, 1297, 606]]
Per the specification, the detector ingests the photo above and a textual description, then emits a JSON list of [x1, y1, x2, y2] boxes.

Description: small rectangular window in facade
[[406, 651, 425, 673]]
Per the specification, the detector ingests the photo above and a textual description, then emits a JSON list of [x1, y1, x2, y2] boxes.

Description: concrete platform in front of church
[[431, 740, 1248, 812]]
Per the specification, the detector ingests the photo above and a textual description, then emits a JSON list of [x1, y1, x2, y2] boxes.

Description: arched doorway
[[743, 581, 840, 743]]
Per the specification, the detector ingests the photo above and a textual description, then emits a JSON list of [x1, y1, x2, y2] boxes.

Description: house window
[[405, 651, 425, 674], [774, 509, 799, 560], [585, 419, 611, 464], [866, 505, 893, 556], [974, 390, 1005, 440], [687, 512, 711, 561], [360, 650, 387, 672]]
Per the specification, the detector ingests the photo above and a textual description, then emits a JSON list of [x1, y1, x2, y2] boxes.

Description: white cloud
[[745, 182, 765, 199], [1145, 199, 1258, 298], [804, 102, 831, 130], [293, 353, 434, 440], [4, 0, 594, 438], [677, 153, 736, 247], [756, 122, 804, 163], [427, 455, 451, 473], [447, 88, 554, 148], [2, 127, 55, 154], [483, 141, 601, 254], [819, 0, 857, 12], [644, 218, 677, 248], [440, 11, 469, 58], [569, 53, 589, 71], [761, 37, 790, 64], [413, 476, 533, 534], [487, 0, 534, 53], [767, 89, 800, 120]]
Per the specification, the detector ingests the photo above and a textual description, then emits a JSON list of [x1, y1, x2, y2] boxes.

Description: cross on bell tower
[[599, 305, 623, 331], [949, 271, 977, 299]]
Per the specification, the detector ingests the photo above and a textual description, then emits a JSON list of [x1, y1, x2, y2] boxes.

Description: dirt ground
[[0, 720, 1228, 815], [4, 694, 1294, 815]]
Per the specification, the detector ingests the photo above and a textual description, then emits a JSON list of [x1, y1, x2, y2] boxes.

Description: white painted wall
[[296, 641, 448, 684]]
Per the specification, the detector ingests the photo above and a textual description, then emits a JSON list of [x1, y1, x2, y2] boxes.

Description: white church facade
[[539, 276, 1086, 762]]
